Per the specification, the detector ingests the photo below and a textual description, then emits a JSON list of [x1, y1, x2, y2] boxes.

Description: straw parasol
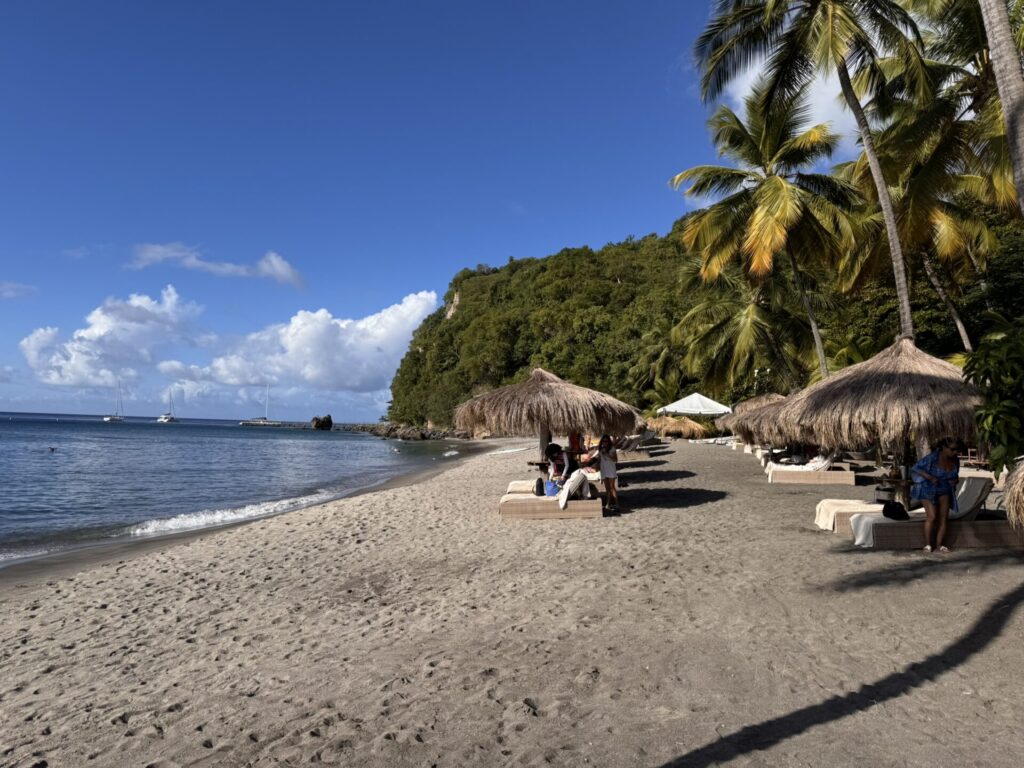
[[732, 392, 786, 415], [729, 398, 790, 446], [646, 415, 709, 439], [1006, 465, 1024, 530], [453, 368, 644, 458], [717, 393, 786, 433], [773, 338, 979, 453]]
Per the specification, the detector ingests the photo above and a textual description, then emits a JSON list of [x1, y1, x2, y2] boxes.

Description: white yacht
[[103, 380, 125, 423], [157, 390, 177, 423], [240, 384, 283, 427]]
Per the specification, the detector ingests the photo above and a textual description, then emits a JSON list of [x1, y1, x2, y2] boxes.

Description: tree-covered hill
[[388, 232, 691, 426], [387, 210, 1023, 428]]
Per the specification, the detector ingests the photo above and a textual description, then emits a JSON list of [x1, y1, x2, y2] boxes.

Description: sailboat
[[103, 380, 125, 423], [157, 389, 177, 423], [240, 383, 283, 426]]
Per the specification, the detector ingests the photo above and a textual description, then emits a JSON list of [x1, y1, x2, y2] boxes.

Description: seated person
[[543, 443, 593, 508]]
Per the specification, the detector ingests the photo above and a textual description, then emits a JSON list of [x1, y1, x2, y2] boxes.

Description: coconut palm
[[696, 0, 929, 340], [833, 77, 996, 351], [672, 78, 856, 379], [675, 256, 819, 395]]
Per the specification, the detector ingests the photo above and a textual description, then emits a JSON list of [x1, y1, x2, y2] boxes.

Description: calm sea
[[0, 412, 468, 565]]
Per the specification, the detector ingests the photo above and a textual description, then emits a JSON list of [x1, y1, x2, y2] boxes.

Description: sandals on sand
[[923, 545, 932, 553], [939, 546, 950, 553]]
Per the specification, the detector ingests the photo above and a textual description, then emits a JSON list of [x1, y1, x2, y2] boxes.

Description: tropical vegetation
[[389, 0, 1024, 477]]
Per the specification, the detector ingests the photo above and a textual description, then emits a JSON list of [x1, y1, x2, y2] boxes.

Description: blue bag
[[544, 480, 561, 496]]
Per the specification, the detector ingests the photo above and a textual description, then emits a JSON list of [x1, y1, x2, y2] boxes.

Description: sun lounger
[[815, 499, 881, 534], [850, 476, 996, 548], [768, 455, 855, 485], [506, 480, 537, 494], [498, 493, 603, 520]]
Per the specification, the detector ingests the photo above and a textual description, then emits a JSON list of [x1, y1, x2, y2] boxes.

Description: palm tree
[[835, 51, 997, 352], [696, 0, 928, 340], [675, 256, 818, 395], [672, 79, 855, 379], [977, 0, 1024, 215]]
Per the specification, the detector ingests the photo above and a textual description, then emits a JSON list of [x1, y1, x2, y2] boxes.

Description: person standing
[[911, 437, 963, 553], [595, 434, 619, 514]]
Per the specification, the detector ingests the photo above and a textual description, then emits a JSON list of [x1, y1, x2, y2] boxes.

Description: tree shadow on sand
[[620, 469, 696, 484], [657, 576, 1024, 768], [821, 550, 1024, 593], [620, 487, 726, 512], [617, 459, 669, 469]]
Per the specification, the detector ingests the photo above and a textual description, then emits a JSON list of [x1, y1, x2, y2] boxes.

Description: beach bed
[[852, 516, 1024, 550], [768, 465, 856, 485], [498, 493, 603, 520], [499, 479, 604, 519]]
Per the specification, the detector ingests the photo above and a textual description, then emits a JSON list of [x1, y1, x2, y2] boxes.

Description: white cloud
[[722, 67, 860, 160], [129, 242, 304, 287], [0, 364, 15, 383], [0, 281, 36, 299], [162, 291, 438, 393], [19, 285, 201, 387]]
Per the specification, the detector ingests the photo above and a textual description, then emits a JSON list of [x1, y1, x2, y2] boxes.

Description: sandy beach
[[2, 441, 1023, 768]]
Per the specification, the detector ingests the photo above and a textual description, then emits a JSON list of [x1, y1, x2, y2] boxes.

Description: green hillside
[[388, 214, 1024, 428]]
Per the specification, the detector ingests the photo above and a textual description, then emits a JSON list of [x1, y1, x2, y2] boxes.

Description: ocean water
[[0, 412, 467, 564]]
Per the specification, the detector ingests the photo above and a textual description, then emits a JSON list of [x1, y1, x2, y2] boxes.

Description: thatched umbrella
[[1005, 465, 1024, 530], [453, 368, 643, 458], [732, 392, 786, 415], [774, 338, 979, 453], [647, 415, 709, 439], [718, 393, 786, 436], [729, 398, 790, 446]]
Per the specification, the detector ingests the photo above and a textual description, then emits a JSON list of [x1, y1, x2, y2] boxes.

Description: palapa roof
[[732, 392, 786, 415], [646, 415, 709, 439], [773, 338, 979, 450], [453, 368, 643, 437], [728, 398, 790, 445], [1005, 465, 1024, 530]]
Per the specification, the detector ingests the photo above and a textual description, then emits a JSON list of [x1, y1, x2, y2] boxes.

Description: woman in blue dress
[[910, 437, 963, 552]]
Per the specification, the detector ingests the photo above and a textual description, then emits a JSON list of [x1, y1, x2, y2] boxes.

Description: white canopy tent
[[657, 393, 732, 416]]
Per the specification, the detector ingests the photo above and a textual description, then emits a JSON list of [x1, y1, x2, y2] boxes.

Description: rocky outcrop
[[311, 414, 334, 431], [345, 422, 471, 440]]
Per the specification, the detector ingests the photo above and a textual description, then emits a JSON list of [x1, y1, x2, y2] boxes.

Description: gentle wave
[[128, 490, 339, 536], [488, 446, 529, 455], [442, 450, 460, 457]]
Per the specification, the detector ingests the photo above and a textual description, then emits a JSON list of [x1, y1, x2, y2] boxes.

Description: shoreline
[[0, 437, 500, 588]]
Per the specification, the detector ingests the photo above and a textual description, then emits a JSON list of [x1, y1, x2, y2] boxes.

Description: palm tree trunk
[[979, 0, 1024, 216], [836, 60, 916, 340], [922, 255, 974, 352], [786, 252, 829, 379]]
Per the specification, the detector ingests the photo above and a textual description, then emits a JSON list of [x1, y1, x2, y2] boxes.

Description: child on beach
[[594, 434, 619, 513]]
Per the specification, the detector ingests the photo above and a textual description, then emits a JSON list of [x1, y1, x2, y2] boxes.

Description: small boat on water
[[157, 390, 177, 423], [104, 380, 125, 423], [240, 384, 283, 427]]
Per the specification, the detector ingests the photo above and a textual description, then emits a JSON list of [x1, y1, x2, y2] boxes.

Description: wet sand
[[2, 441, 1022, 767]]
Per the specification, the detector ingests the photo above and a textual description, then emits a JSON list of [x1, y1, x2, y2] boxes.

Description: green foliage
[[388, 235, 695, 426], [390, 205, 1024, 428], [964, 313, 1024, 476]]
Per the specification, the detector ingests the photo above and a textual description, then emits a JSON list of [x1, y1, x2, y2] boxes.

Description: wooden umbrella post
[[539, 426, 551, 462]]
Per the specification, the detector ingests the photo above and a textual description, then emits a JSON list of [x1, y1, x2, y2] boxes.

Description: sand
[[2, 441, 1023, 768]]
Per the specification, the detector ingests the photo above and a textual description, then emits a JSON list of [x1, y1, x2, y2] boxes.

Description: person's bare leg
[[606, 478, 618, 508], [922, 500, 937, 551], [936, 494, 951, 551]]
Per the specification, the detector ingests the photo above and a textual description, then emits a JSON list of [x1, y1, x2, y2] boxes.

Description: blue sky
[[0, 1, 855, 421]]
